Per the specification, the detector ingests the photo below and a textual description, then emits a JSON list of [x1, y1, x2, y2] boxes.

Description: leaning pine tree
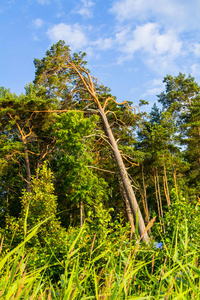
[[33, 41, 149, 242]]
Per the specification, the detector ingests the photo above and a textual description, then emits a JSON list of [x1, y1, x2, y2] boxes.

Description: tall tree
[[0, 85, 57, 222], [33, 41, 149, 242], [51, 111, 109, 229], [158, 73, 200, 197], [135, 103, 188, 224]]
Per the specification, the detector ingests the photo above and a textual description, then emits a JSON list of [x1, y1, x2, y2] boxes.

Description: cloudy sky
[[1, 0, 200, 109]]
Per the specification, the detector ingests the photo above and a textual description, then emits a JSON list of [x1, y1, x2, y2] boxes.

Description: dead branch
[[119, 151, 140, 167], [103, 96, 138, 114], [105, 110, 125, 125], [86, 165, 118, 174]]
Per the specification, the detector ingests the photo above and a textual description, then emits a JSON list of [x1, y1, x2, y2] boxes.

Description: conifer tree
[[0, 85, 58, 221], [33, 41, 149, 241], [158, 73, 200, 197], [135, 103, 188, 224]]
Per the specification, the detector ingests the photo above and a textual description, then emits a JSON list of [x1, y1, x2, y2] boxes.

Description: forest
[[0, 40, 200, 299]]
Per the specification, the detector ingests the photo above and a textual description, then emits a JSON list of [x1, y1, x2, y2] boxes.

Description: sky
[[1, 0, 200, 110]]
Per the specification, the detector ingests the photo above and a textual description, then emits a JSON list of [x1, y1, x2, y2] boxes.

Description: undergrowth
[[0, 217, 200, 299]]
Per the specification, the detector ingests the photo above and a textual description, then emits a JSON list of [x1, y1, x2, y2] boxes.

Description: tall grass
[[0, 222, 52, 299], [0, 220, 200, 299]]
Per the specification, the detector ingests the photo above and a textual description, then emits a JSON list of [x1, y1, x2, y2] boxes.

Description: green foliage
[[163, 190, 200, 244], [34, 40, 89, 104], [2, 42, 200, 298], [0, 84, 59, 223], [158, 73, 200, 196], [1, 163, 67, 277], [52, 111, 109, 228], [1, 217, 200, 299]]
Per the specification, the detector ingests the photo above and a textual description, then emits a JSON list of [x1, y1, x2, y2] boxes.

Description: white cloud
[[191, 64, 200, 78], [147, 78, 165, 95], [92, 38, 114, 50], [115, 23, 182, 68], [36, 0, 50, 4], [115, 26, 131, 44], [193, 43, 200, 57], [110, 0, 200, 78], [47, 23, 88, 50], [83, 46, 100, 59], [143, 78, 165, 97], [33, 35, 40, 41], [110, 0, 200, 33], [110, 0, 179, 22], [75, 0, 95, 18], [46, 22, 114, 53], [33, 18, 44, 29]]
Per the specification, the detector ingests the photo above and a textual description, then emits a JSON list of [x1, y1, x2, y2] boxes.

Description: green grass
[[0, 221, 200, 299]]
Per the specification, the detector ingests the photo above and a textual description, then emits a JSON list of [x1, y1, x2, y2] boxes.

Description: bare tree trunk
[[24, 144, 31, 192], [119, 177, 135, 241], [163, 163, 170, 206], [142, 164, 150, 225], [154, 173, 161, 220], [154, 173, 163, 231], [137, 181, 149, 228], [80, 200, 84, 228], [98, 106, 149, 242], [156, 168, 165, 233], [172, 165, 178, 198]]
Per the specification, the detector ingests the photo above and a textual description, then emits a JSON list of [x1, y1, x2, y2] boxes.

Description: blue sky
[[1, 0, 200, 110]]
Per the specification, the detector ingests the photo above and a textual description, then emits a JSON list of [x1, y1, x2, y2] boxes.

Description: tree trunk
[[156, 168, 165, 233], [119, 176, 135, 241], [98, 106, 149, 242], [154, 173, 162, 229], [154, 173, 160, 218], [142, 164, 150, 225], [172, 165, 178, 198], [163, 163, 170, 206], [80, 200, 84, 228], [24, 144, 31, 192]]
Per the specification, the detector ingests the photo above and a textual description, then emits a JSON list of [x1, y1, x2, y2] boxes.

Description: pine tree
[[158, 73, 200, 197], [33, 41, 149, 241]]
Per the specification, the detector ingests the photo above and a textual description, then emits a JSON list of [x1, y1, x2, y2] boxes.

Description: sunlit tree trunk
[[119, 177, 135, 241], [163, 163, 170, 206], [142, 164, 150, 225], [80, 200, 84, 228], [98, 106, 149, 241], [156, 168, 165, 233], [154, 173, 161, 220], [172, 165, 178, 198], [24, 144, 31, 192]]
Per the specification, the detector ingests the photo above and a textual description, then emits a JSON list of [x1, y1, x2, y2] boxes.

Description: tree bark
[[156, 168, 165, 233], [119, 177, 135, 241], [142, 164, 150, 225], [172, 165, 178, 198], [154, 173, 161, 220], [98, 106, 149, 242], [24, 143, 31, 192], [80, 200, 84, 228], [163, 163, 170, 206]]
